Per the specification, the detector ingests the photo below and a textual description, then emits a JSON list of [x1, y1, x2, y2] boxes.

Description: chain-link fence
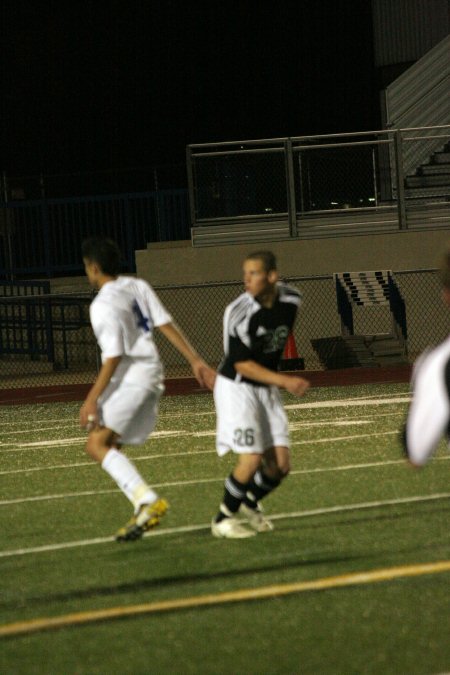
[[0, 269, 447, 389], [0, 292, 98, 389], [295, 143, 378, 211], [191, 149, 288, 220]]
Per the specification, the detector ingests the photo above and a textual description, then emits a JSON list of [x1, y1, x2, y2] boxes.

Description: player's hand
[[80, 400, 98, 430], [284, 376, 310, 396], [192, 359, 216, 390]]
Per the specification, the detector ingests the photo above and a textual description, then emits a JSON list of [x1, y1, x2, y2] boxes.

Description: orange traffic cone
[[280, 332, 305, 371]]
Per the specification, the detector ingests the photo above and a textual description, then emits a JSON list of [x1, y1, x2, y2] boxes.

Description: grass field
[[0, 381, 449, 674]]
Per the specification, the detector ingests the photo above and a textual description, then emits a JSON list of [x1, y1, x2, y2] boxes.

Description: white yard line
[[0, 395, 411, 451], [293, 457, 450, 474], [1, 437, 87, 448], [285, 396, 411, 410], [0, 418, 78, 428], [327, 392, 409, 400], [0, 450, 216, 474], [289, 420, 371, 430], [0, 426, 80, 437], [158, 410, 215, 419], [0, 428, 399, 473], [0, 395, 410, 433], [0, 412, 406, 453], [0, 411, 401, 453], [0, 411, 404, 451], [1, 492, 448, 559], [291, 430, 398, 445], [1, 456, 448, 504], [0, 488, 118, 505], [0, 432, 186, 452]]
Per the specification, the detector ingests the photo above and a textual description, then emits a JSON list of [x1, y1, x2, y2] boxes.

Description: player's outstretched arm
[[235, 360, 310, 396], [158, 322, 216, 390]]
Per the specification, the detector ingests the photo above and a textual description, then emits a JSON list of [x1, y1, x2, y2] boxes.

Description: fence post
[[41, 200, 52, 277], [123, 196, 135, 272], [186, 145, 196, 233], [284, 139, 297, 238], [1, 171, 15, 281], [393, 130, 407, 230]]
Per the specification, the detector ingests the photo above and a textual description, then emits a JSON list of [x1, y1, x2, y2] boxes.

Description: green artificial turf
[[0, 383, 449, 674]]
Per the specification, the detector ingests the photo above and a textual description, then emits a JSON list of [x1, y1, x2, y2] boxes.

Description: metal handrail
[[190, 147, 285, 158], [189, 125, 450, 154], [293, 139, 391, 151]]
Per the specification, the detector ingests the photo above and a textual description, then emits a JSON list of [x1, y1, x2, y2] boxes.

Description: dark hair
[[81, 237, 121, 276], [245, 250, 277, 273], [439, 248, 450, 289]]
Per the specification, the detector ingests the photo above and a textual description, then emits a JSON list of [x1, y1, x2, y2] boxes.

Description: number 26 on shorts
[[233, 428, 255, 447]]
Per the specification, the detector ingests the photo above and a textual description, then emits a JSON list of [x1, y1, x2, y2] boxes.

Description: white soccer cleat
[[211, 517, 256, 539], [239, 503, 274, 533]]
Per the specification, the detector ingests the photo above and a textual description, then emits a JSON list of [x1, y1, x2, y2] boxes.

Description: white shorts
[[214, 374, 289, 456], [98, 380, 164, 445]]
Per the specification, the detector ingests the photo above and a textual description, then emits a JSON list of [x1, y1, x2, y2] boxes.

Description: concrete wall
[[136, 229, 450, 285], [43, 228, 450, 377]]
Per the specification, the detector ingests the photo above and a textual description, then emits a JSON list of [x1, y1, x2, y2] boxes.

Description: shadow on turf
[[5, 538, 449, 611], [5, 502, 448, 611], [5, 551, 369, 610]]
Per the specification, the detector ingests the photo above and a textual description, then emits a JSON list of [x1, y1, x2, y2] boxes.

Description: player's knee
[[84, 436, 95, 459], [264, 446, 290, 479], [275, 452, 291, 479], [264, 461, 290, 481], [278, 462, 290, 480]]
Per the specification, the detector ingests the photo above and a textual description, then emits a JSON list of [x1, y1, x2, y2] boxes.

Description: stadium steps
[[405, 141, 450, 191], [311, 334, 408, 369]]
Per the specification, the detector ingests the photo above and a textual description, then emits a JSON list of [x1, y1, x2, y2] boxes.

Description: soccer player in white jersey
[[403, 248, 450, 466], [80, 237, 215, 541], [211, 251, 310, 538]]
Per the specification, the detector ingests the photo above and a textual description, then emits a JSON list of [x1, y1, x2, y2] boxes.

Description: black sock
[[215, 474, 247, 523], [243, 469, 281, 509]]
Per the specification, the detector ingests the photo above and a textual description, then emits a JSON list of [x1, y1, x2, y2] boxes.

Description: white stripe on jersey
[[223, 284, 302, 355], [223, 294, 256, 353], [277, 283, 302, 305]]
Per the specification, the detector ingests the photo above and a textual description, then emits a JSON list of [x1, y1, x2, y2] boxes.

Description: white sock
[[102, 448, 158, 512]]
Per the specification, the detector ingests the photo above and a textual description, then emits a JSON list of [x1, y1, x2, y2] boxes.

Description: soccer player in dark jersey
[[403, 247, 450, 466], [211, 250, 310, 538]]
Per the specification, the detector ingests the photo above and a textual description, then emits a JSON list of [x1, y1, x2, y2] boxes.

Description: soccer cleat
[[211, 516, 256, 539], [239, 502, 274, 532], [115, 498, 169, 542]]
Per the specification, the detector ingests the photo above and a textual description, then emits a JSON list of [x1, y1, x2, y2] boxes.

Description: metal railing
[[0, 188, 189, 279], [1, 126, 448, 275], [0, 269, 445, 390], [1, 162, 188, 200], [187, 125, 450, 246]]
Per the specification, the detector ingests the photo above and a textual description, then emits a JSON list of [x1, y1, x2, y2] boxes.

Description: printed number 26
[[233, 428, 255, 446]]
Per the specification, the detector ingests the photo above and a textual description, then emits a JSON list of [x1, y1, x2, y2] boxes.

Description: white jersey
[[90, 276, 172, 389], [404, 334, 450, 465]]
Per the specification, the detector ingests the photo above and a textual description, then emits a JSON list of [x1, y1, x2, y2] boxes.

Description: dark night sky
[[2, 1, 377, 180]]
